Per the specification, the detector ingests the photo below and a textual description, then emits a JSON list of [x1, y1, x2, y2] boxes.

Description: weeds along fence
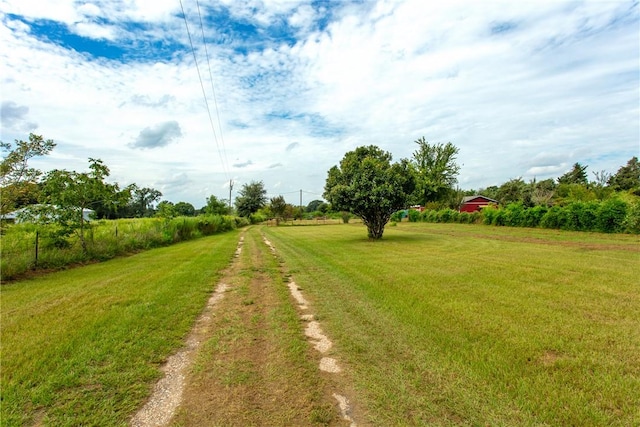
[[0, 215, 249, 282], [396, 197, 640, 234]]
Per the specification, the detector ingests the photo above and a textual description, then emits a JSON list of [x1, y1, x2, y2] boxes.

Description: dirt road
[[131, 227, 360, 426]]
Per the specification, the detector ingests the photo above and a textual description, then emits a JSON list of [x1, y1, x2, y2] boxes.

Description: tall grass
[[1, 230, 240, 426], [0, 215, 248, 281], [263, 222, 640, 426]]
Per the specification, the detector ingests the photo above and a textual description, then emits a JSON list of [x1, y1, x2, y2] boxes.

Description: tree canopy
[[128, 186, 162, 218], [410, 137, 460, 206], [269, 195, 287, 222], [1, 133, 56, 216], [557, 163, 588, 185], [35, 158, 126, 253], [324, 145, 415, 239], [203, 195, 230, 215], [608, 156, 640, 193], [174, 201, 196, 217], [235, 181, 267, 217]]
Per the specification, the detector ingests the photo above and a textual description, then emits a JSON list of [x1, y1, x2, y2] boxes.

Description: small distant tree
[[496, 177, 531, 206], [410, 137, 460, 206], [235, 181, 267, 217], [34, 158, 122, 253], [204, 195, 230, 215], [128, 186, 162, 217], [306, 199, 324, 212], [1, 133, 56, 216], [608, 157, 640, 193], [557, 163, 588, 186], [156, 201, 176, 218], [531, 178, 556, 207], [174, 201, 195, 217], [269, 195, 287, 224], [324, 145, 415, 240]]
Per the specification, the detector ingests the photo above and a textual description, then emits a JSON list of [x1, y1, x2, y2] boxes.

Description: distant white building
[[1, 206, 95, 223]]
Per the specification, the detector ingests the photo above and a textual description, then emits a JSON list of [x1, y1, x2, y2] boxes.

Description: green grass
[[263, 222, 640, 426], [0, 230, 240, 426]]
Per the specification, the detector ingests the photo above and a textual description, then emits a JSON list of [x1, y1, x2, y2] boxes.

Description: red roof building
[[459, 195, 498, 213]]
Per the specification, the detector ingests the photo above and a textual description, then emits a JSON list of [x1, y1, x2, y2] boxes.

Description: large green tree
[[324, 145, 415, 240], [235, 181, 267, 217], [203, 195, 230, 215], [174, 201, 195, 217], [0, 133, 56, 216], [128, 186, 162, 217], [410, 137, 460, 206], [34, 158, 123, 253], [608, 157, 640, 193], [557, 162, 588, 185]]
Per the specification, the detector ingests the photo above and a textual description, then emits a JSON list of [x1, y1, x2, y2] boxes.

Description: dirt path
[[130, 228, 361, 426]]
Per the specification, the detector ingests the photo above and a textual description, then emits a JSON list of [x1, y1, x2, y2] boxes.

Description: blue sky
[[1, 0, 638, 208]]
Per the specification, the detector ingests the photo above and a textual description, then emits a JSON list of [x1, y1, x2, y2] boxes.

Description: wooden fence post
[[34, 230, 39, 268]]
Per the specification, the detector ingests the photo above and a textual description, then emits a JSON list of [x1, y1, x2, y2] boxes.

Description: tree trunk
[[366, 220, 385, 240]]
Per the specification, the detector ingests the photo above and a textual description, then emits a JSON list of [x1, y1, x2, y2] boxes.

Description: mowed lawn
[[1, 230, 240, 426], [263, 222, 640, 426]]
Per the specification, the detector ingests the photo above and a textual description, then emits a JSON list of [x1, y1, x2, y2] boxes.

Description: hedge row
[[398, 198, 640, 234]]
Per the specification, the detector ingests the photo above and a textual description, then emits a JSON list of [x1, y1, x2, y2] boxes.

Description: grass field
[[263, 222, 640, 426], [1, 230, 240, 426], [2, 222, 638, 426]]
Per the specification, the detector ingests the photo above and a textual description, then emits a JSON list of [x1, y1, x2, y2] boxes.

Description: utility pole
[[228, 179, 234, 211], [300, 189, 303, 218]]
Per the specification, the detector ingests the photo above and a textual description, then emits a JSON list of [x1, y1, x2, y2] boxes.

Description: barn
[[459, 195, 498, 213]]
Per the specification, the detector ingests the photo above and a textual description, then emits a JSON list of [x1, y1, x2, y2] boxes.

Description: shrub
[[597, 198, 627, 233], [390, 211, 404, 222], [492, 209, 507, 226], [408, 209, 421, 222], [503, 203, 525, 227], [482, 206, 497, 225], [421, 210, 437, 223], [623, 199, 640, 233], [522, 205, 548, 228], [249, 212, 267, 224], [458, 212, 471, 224]]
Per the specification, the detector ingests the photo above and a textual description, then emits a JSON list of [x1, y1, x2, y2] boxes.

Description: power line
[[179, 0, 229, 181], [195, 0, 230, 175]]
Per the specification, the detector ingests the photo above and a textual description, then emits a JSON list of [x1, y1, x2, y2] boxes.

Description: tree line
[[2, 133, 638, 242]]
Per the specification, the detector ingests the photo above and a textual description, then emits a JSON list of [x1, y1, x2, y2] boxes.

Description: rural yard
[[2, 223, 639, 426]]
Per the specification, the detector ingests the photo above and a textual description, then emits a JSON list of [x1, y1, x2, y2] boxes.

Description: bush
[[597, 198, 627, 233], [503, 203, 525, 227], [390, 211, 404, 222], [522, 205, 548, 228], [482, 206, 497, 225], [623, 199, 640, 233], [557, 202, 598, 231], [408, 209, 421, 222], [249, 212, 267, 224]]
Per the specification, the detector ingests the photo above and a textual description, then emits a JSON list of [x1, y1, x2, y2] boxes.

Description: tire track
[[263, 234, 358, 427], [129, 235, 244, 427]]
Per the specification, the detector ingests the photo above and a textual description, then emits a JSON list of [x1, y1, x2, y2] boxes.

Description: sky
[[1, 0, 638, 209]]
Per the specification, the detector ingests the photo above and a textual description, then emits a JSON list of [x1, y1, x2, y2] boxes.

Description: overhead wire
[[179, 0, 230, 182], [195, 0, 231, 176]]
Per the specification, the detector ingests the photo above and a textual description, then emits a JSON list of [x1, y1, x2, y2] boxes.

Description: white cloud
[[1, 0, 637, 206]]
